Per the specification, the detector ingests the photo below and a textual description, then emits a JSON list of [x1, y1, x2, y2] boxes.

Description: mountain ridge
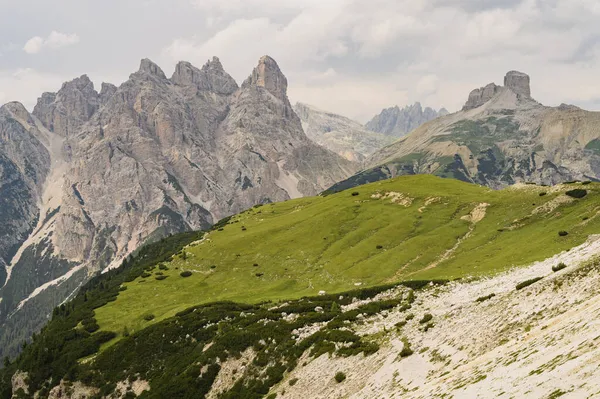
[[0, 55, 356, 360], [328, 70, 600, 193]]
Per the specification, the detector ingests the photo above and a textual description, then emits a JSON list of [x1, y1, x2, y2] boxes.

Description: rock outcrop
[[462, 83, 503, 111], [329, 70, 600, 193], [365, 102, 448, 137], [32, 75, 100, 137], [504, 70, 531, 98], [0, 55, 356, 360], [294, 102, 394, 161]]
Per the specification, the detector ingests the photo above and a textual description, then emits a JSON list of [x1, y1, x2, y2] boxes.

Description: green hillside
[[94, 175, 600, 337]]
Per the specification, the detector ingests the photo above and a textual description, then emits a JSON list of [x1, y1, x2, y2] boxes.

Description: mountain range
[[329, 70, 600, 193], [0, 55, 356, 359], [365, 102, 448, 137]]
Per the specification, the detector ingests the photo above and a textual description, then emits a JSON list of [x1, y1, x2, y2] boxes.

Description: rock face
[[365, 102, 448, 138], [504, 70, 531, 98], [0, 55, 356, 360], [294, 102, 395, 162], [33, 75, 100, 137], [329, 70, 600, 193], [462, 83, 503, 110]]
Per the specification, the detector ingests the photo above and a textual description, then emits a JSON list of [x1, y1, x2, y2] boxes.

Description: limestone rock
[[462, 83, 502, 111], [32, 75, 99, 137], [504, 70, 531, 98]]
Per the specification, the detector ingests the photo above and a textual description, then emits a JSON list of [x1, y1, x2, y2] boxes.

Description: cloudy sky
[[1, 0, 600, 122]]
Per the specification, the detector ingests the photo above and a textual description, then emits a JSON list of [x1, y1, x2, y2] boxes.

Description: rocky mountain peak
[[139, 58, 167, 79], [202, 56, 224, 72], [33, 75, 100, 137], [99, 83, 117, 106], [2, 102, 32, 123], [171, 58, 238, 95], [462, 83, 502, 111], [242, 55, 288, 101], [504, 70, 531, 98]]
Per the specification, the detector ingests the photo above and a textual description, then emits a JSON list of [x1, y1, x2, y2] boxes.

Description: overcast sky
[[1, 0, 599, 122]]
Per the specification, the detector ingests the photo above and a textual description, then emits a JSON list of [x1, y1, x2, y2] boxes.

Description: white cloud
[[23, 31, 80, 54], [0, 68, 68, 110]]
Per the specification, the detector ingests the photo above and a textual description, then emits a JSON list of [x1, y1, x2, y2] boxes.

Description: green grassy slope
[[95, 175, 600, 337]]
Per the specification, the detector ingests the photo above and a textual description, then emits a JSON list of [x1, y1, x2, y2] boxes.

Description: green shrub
[[565, 189, 587, 199], [141, 272, 151, 278], [334, 372, 346, 383], [155, 275, 168, 281], [351, 192, 359, 196], [288, 378, 298, 386], [253, 263, 259, 267], [256, 273, 264, 277], [210, 265, 217, 269], [142, 313, 155, 321], [516, 277, 543, 290], [399, 338, 413, 357], [583, 216, 590, 221], [539, 192, 547, 196], [475, 293, 495, 303], [376, 245, 383, 249], [180, 271, 192, 277], [419, 313, 433, 324], [552, 262, 567, 272], [558, 231, 569, 237], [405, 313, 415, 321], [158, 264, 168, 270]]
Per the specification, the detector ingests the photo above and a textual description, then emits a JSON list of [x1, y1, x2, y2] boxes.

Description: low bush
[[558, 231, 569, 237], [256, 273, 264, 277], [155, 275, 168, 281], [141, 272, 151, 278], [565, 189, 587, 199], [288, 378, 298, 386], [180, 271, 192, 278], [210, 265, 217, 269], [516, 277, 543, 290], [552, 262, 567, 272], [376, 245, 383, 249], [399, 338, 413, 357], [539, 192, 547, 197], [475, 293, 495, 303], [142, 314, 155, 321], [158, 264, 168, 270], [583, 181, 592, 185], [419, 313, 433, 324], [351, 192, 359, 196], [405, 313, 415, 321], [334, 372, 346, 383]]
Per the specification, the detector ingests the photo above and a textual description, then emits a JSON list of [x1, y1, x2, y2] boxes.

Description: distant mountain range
[[329, 70, 600, 193], [294, 102, 395, 162], [365, 102, 449, 137]]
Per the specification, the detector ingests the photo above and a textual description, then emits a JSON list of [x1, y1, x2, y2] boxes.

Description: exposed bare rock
[[33, 75, 100, 137], [365, 102, 447, 137], [294, 102, 394, 161], [504, 70, 531, 98], [171, 57, 238, 95], [99, 82, 117, 105], [462, 83, 503, 111]]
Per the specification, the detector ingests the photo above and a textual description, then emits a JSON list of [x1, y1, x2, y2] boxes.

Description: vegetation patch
[[565, 189, 587, 199], [475, 293, 495, 303], [334, 372, 346, 383], [516, 277, 544, 290]]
